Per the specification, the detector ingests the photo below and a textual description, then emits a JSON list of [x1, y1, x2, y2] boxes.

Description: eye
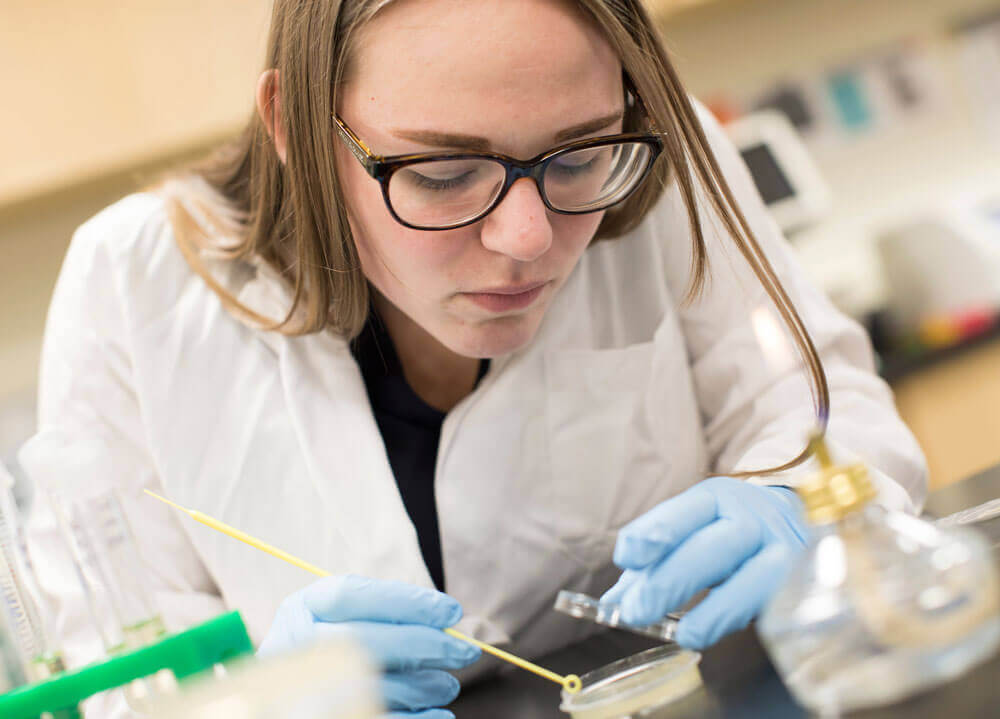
[[552, 158, 597, 176], [549, 148, 603, 177], [408, 169, 476, 191], [394, 158, 493, 193]]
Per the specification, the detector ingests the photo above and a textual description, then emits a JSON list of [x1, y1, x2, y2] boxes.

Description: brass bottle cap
[[796, 434, 877, 524]]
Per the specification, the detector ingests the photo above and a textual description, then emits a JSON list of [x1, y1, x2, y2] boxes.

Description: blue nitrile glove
[[601, 477, 808, 650], [259, 575, 480, 719]]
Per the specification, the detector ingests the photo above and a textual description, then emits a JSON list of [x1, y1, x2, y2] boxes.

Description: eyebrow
[[389, 111, 624, 151]]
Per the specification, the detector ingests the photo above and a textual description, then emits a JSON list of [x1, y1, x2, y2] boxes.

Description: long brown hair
[[162, 0, 829, 474]]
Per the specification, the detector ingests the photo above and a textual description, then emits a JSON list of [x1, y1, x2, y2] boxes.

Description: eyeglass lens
[[386, 142, 652, 229]]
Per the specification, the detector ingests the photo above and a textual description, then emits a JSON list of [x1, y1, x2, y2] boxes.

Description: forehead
[[342, 0, 623, 142]]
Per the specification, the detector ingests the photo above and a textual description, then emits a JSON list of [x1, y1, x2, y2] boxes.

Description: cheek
[[341, 189, 473, 296], [553, 212, 604, 260], [361, 232, 470, 291]]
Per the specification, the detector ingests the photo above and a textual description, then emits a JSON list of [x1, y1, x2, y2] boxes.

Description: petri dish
[[555, 590, 680, 642], [559, 645, 702, 719]]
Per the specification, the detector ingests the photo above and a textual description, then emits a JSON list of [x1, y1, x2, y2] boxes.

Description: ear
[[256, 69, 288, 163]]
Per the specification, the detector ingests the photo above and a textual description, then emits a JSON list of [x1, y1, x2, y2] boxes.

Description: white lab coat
[[26, 108, 926, 707]]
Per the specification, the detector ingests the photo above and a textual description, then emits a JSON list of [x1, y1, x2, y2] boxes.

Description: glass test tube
[[0, 600, 28, 693], [0, 461, 67, 683], [47, 464, 169, 714], [19, 429, 169, 714], [54, 488, 166, 653]]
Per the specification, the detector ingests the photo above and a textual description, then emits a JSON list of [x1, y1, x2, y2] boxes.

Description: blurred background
[[3, 0, 1000, 490]]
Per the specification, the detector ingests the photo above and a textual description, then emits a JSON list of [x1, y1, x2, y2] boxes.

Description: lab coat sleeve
[[661, 103, 928, 513], [27, 196, 226, 715]]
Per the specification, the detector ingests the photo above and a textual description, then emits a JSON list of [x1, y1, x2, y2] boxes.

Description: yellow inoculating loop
[[442, 627, 581, 693], [144, 490, 582, 694]]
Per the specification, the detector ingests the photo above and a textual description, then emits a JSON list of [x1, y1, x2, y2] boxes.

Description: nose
[[479, 177, 553, 262]]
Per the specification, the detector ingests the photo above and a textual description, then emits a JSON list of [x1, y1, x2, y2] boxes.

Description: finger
[[613, 485, 718, 570], [257, 594, 316, 657], [676, 543, 795, 650], [762, 486, 810, 546], [599, 569, 641, 605], [383, 711, 455, 719], [620, 517, 761, 626], [304, 575, 462, 627], [382, 670, 460, 711], [315, 622, 480, 671]]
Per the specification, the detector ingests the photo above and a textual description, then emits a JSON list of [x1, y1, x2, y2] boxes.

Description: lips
[[472, 281, 549, 295], [462, 281, 549, 313]]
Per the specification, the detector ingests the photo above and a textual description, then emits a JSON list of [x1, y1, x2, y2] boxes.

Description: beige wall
[[0, 0, 271, 205]]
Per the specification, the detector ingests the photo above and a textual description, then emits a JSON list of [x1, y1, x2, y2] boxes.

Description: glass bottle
[[758, 437, 1000, 714]]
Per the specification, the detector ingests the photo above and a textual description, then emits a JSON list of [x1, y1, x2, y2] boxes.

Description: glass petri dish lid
[[559, 645, 702, 719]]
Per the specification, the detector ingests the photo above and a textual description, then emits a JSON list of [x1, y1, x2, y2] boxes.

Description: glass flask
[[758, 437, 1000, 714]]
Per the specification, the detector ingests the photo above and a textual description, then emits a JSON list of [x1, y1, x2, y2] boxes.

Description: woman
[[27, 0, 926, 717]]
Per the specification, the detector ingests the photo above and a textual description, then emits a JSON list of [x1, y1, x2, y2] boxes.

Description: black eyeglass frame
[[333, 113, 664, 231]]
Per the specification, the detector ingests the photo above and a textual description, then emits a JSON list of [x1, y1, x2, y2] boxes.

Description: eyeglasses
[[334, 114, 663, 231]]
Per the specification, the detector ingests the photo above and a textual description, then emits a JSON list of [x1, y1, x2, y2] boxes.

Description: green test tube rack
[[0, 611, 253, 719]]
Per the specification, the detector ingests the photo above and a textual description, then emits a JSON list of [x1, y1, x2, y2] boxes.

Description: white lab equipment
[[877, 191, 1000, 330], [151, 639, 381, 719], [726, 110, 832, 234]]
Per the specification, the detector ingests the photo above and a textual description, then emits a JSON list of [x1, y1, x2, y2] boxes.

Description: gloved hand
[[259, 575, 480, 719], [601, 477, 808, 650]]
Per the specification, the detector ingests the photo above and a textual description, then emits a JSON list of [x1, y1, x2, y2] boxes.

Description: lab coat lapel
[[235, 266, 432, 588]]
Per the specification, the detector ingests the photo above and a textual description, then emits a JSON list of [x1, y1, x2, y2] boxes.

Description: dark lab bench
[[453, 470, 1000, 718]]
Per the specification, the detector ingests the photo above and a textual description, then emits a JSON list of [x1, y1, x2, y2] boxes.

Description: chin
[[446, 313, 543, 359]]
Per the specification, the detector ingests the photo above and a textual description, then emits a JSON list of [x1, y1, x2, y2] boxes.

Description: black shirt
[[350, 312, 488, 591]]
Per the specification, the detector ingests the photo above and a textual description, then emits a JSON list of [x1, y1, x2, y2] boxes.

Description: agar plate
[[559, 645, 702, 719]]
